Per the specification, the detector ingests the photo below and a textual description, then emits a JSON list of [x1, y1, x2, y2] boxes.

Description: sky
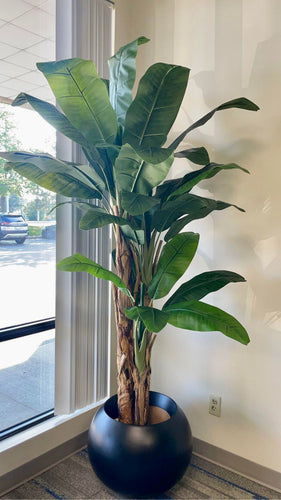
[[13, 105, 56, 155]]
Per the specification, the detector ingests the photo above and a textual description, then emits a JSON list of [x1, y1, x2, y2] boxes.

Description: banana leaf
[[12, 93, 90, 149], [108, 36, 149, 129], [120, 191, 160, 216], [79, 206, 139, 230], [170, 97, 259, 150], [57, 253, 134, 301], [163, 300, 250, 345], [151, 191, 244, 235], [114, 143, 173, 195], [174, 147, 210, 165], [125, 306, 168, 333], [148, 232, 199, 299], [123, 62, 190, 149], [164, 270, 245, 307], [37, 58, 118, 145]]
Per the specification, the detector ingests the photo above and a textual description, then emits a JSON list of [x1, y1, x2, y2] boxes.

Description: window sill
[[0, 398, 107, 481]]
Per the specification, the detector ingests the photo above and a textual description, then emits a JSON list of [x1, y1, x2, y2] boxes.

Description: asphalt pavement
[[0, 238, 56, 329]]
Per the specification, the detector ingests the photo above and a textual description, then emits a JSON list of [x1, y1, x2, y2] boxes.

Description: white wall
[[115, 0, 281, 473]]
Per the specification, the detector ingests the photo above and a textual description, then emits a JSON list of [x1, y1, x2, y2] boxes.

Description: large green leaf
[[151, 192, 244, 235], [165, 198, 244, 241], [170, 97, 259, 150], [1, 151, 102, 199], [82, 147, 112, 193], [108, 36, 149, 129], [57, 253, 133, 301], [114, 143, 173, 195], [164, 271, 245, 307], [135, 146, 174, 164], [123, 62, 190, 149], [37, 58, 118, 145], [164, 300, 250, 345], [167, 162, 249, 201], [174, 147, 210, 165], [0, 151, 102, 194], [70, 163, 106, 193], [125, 306, 168, 333], [12, 93, 90, 149], [148, 232, 199, 299], [5, 161, 101, 199], [79, 206, 138, 230], [121, 225, 144, 244], [121, 191, 160, 216]]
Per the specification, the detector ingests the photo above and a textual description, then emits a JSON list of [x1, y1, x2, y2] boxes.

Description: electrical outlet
[[209, 394, 221, 417]]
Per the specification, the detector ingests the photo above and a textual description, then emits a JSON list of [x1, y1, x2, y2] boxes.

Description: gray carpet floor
[[2, 449, 281, 500]]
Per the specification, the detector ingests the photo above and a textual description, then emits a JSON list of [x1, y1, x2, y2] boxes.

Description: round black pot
[[88, 391, 193, 498]]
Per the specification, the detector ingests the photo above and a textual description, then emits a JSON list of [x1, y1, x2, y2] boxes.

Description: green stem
[[134, 322, 147, 377]]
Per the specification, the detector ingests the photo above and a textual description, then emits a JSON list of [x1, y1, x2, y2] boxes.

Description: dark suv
[[0, 213, 29, 244]]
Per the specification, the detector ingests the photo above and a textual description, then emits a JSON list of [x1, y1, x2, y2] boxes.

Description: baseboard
[[193, 437, 281, 493], [1, 433, 280, 496], [0, 431, 88, 496]]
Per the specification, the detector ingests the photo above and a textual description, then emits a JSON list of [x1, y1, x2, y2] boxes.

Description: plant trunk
[[112, 228, 134, 424], [132, 342, 152, 425], [113, 211, 153, 425]]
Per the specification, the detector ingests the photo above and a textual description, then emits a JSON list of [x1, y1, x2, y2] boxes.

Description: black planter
[[88, 391, 193, 498]]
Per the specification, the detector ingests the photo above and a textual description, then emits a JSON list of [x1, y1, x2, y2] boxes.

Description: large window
[[0, 1, 56, 438], [0, 0, 113, 448]]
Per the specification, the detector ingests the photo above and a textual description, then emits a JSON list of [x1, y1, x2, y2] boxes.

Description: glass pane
[[0, 330, 55, 432], [0, 103, 56, 329], [0, 0, 56, 329], [0, 0, 56, 434]]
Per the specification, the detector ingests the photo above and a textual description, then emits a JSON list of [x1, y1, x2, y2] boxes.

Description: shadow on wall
[[180, 0, 281, 336]]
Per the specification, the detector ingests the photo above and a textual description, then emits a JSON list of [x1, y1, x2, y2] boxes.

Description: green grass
[[28, 225, 42, 237]]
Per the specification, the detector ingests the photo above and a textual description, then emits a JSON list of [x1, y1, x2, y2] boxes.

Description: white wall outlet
[[209, 394, 221, 417]]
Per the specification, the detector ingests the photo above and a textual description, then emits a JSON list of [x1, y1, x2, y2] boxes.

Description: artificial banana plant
[[0, 37, 259, 425]]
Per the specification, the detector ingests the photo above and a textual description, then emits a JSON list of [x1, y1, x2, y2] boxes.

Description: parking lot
[[0, 238, 56, 329]]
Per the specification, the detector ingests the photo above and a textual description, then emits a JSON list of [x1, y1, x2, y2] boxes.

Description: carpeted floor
[[2, 449, 281, 500]]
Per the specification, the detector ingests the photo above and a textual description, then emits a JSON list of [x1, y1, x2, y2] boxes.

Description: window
[[0, 1, 56, 438], [0, 0, 113, 451]]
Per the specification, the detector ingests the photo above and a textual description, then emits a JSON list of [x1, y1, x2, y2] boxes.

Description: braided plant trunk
[[113, 219, 153, 425]]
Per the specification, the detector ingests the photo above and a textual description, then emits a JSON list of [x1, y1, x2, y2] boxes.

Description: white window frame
[[0, 0, 115, 488]]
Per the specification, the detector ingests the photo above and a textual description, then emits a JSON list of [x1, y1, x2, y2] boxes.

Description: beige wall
[[115, 0, 281, 473]]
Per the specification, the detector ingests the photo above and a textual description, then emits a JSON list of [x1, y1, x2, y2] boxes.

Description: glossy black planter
[[88, 391, 193, 498]]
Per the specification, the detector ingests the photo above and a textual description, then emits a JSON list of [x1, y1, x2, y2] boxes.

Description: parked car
[[0, 213, 29, 244]]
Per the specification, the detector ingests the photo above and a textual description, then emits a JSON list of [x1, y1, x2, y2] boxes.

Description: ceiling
[[0, 0, 55, 104]]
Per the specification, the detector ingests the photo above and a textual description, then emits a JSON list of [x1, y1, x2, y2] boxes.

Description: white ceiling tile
[[28, 39, 54, 59], [39, 0, 55, 15], [24, 0, 49, 5], [0, 84, 14, 98], [0, 19, 6, 27], [6, 50, 47, 71], [20, 70, 46, 86], [0, 59, 28, 77], [0, 42, 19, 58], [0, 0, 32, 22], [0, 74, 8, 83], [4, 77, 36, 92], [0, 23, 44, 49], [31, 85, 54, 103], [12, 8, 55, 39]]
